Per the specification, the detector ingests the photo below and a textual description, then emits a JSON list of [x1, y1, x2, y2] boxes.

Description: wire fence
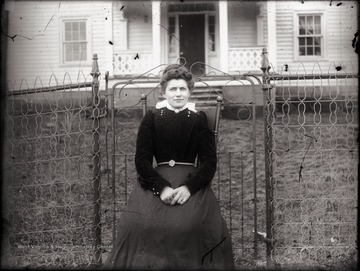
[[2, 66, 102, 268], [263, 67, 358, 269], [2, 55, 358, 270]]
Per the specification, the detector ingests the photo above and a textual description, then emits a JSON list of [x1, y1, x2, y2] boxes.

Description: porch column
[[105, 2, 114, 77], [219, 1, 228, 73], [152, 1, 161, 70], [267, 1, 277, 72], [256, 2, 265, 46]]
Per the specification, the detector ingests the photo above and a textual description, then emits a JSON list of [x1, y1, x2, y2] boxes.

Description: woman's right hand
[[160, 186, 175, 204]]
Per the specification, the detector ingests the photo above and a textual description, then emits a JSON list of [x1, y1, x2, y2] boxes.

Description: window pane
[[307, 47, 313, 55], [65, 22, 71, 41], [73, 43, 80, 61], [299, 38, 305, 45], [73, 22, 79, 41], [65, 31, 71, 41], [65, 44, 73, 61], [315, 46, 321, 55], [299, 16, 305, 26], [315, 16, 321, 25], [209, 15, 215, 51], [209, 33, 215, 51], [299, 46, 305, 55], [80, 43, 87, 61], [299, 16, 305, 35], [168, 17, 176, 53], [306, 16, 313, 26], [80, 22, 86, 40], [299, 37, 305, 46], [314, 37, 321, 46], [65, 22, 72, 31], [306, 25, 313, 35], [306, 16, 314, 34], [209, 16, 215, 24], [306, 37, 313, 46]]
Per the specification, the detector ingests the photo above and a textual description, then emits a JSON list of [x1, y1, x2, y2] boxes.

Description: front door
[[179, 14, 205, 76]]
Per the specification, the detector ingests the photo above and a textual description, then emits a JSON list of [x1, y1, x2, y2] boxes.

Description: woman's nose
[[175, 88, 181, 96]]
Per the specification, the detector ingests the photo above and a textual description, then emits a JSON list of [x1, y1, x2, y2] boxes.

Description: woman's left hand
[[171, 186, 191, 205]]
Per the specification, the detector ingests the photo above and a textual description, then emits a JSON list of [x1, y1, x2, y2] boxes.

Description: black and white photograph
[[0, 0, 358, 270]]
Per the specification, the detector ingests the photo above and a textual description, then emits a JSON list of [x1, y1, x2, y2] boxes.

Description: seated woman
[[105, 64, 234, 270]]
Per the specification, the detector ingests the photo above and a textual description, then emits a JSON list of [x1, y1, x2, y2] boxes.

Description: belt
[[157, 159, 196, 167]]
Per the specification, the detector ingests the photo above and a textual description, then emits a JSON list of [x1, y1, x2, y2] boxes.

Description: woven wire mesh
[[2, 74, 98, 268], [267, 69, 358, 269]]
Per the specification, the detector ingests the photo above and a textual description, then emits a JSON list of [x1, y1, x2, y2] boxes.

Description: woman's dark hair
[[160, 64, 195, 93]]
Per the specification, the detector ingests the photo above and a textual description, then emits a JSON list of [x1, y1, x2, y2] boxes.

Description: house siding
[[275, 1, 358, 73], [262, 3, 268, 46], [228, 1, 258, 48], [6, 1, 112, 89], [126, 2, 152, 51]]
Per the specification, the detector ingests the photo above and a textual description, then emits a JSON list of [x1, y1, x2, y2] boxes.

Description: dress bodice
[[152, 107, 202, 164], [135, 108, 217, 195]]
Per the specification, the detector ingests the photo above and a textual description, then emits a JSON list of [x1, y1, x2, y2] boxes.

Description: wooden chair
[[141, 94, 222, 143]]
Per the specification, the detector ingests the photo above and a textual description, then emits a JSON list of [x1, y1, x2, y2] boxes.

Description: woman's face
[[163, 79, 190, 109]]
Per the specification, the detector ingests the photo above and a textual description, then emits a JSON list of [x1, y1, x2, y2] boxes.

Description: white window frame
[[293, 11, 327, 62], [59, 17, 92, 66]]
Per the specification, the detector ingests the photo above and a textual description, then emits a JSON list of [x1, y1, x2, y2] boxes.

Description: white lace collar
[[155, 100, 197, 113]]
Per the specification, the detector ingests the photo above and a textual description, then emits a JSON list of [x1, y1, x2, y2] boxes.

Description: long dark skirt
[[104, 165, 234, 270]]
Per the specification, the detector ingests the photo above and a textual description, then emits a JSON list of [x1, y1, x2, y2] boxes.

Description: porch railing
[[228, 47, 263, 72], [113, 51, 153, 75], [113, 47, 264, 75]]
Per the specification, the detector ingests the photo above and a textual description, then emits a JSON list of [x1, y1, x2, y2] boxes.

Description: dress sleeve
[[135, 111, 171, 196], [181, 111, 217, 195]]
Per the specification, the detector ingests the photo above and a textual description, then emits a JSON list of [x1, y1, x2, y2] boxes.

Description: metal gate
[[101, 64, 268, 268]]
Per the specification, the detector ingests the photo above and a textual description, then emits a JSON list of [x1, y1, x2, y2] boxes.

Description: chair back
[[141, 95, 223, 143]]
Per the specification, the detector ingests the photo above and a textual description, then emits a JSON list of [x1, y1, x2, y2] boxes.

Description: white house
[[3, 0, 358, 90]]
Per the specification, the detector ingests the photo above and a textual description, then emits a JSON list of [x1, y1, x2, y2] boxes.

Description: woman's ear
[[162, 92, 167, 99]]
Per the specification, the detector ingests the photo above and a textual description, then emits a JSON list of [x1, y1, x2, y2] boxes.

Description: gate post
[[90, 53, 102, 264], [260, 48, 275, 267]]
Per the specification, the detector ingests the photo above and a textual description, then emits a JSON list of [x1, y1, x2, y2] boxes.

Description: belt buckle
[[169, 160, 176, 167]]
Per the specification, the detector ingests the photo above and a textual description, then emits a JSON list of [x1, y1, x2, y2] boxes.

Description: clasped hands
[[160, 186, 190, 205]]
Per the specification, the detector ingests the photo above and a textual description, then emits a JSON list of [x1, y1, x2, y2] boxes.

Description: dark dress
[[105, 107, 234, 270]]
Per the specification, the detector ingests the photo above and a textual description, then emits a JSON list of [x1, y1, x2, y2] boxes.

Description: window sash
[[62, 20, 88, 63], [297, 14, 323, 57]]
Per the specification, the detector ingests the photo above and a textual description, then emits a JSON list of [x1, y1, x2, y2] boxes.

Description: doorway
[[179, 14, 205, 76]]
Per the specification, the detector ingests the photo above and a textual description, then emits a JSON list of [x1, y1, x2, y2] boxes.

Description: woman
[[105, 64, 234, 270]]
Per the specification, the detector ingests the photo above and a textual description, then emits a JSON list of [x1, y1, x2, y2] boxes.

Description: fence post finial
[[141, 94, 147, 117], [260, 47, 271, 75], [91, 53, 101, 81]]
